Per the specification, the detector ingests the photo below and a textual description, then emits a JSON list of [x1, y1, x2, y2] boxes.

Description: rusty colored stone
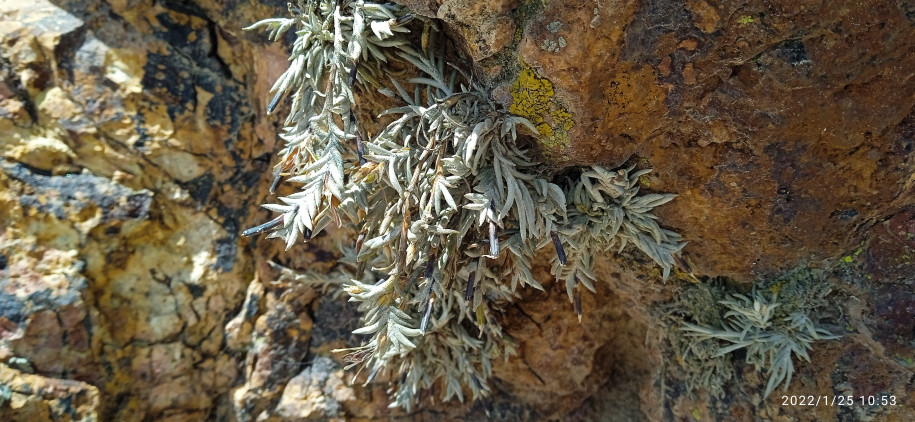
[[0, 364, 100, 421], [500, 0, 915, 280]]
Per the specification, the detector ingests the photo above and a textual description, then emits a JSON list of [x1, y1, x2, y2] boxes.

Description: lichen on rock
[[508, 61, 574, 152]]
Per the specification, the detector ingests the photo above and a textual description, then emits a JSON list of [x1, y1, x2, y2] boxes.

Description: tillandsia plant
[[245, 0, 685, 408]]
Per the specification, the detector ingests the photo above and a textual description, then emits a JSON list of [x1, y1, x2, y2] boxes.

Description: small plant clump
[[671, 271, 839, 399], [658, 279, 734, 399], [244, 0, 684, 408]]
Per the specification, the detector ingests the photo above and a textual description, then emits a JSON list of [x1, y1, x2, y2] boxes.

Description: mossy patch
[[508, 61, 574, 151], [840, 245, 865, 264], [737, 15, 756, 25]]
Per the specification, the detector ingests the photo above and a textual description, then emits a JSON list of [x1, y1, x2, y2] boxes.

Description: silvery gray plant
[[681, 288, 839, 398], [245, 0, 685, 408]]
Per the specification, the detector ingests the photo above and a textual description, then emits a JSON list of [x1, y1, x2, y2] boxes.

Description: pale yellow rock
[[0, 364, 100, 421], [149, 149, 206, 182], [36, 87, 80, 122], [105, 48, 147, 94], [4, 135, 75, 172], [275, 357, 355, 420]]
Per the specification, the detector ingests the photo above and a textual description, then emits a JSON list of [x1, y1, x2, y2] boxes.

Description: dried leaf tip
[[574, 287, 583, 323]]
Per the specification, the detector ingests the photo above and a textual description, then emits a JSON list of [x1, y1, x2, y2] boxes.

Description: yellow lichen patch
[[768, 280, 785, 296], [738, 15, 756, 25], [509, 61, 574, 151], [513, 27, 524, 44]]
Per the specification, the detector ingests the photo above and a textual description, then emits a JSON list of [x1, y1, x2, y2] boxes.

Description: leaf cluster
[[556, 166, 685, 314], [242, 0, 413, 248], [680, 285, 838, 398]]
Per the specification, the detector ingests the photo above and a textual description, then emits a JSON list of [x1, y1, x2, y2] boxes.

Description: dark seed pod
[[355, 131, 366, 166], [394, 13, 414, 26], [269, 172, 283, 194], [242, 214, 284, 237], [470, 373, 483, 391], [674, 254, 692, 274], [267, 90, 283, 114], [424, 251, 436, 280], [550, 231, 567, 265], [349, 61, 358, 86], [465, 257, 479, 302]]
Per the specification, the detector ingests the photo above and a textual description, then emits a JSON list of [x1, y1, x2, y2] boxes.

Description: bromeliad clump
[[245, 0, 684, 408]]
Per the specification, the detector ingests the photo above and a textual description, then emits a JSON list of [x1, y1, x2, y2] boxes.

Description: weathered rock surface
[[415, 0, 915, 281], [1, 0, 913, 421]]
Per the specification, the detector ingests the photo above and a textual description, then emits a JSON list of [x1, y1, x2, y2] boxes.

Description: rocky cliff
[[1, 0, 913, 421]]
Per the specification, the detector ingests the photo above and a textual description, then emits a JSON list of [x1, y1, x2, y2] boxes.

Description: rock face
[[1, 0, 913, 421], [1, 0, 259, 419]]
